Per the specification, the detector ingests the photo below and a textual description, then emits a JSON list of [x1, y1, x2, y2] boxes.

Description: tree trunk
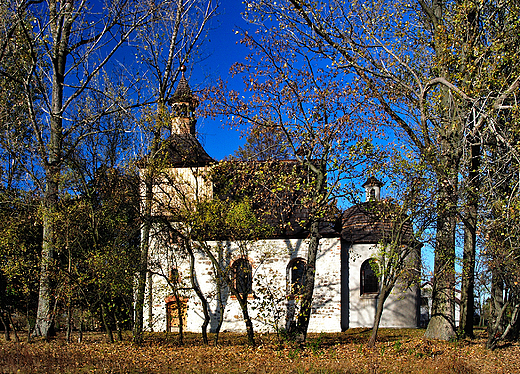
[[367, 287, 391, 348], [78, 313, 83, 343], [186, 240, 210, 345], [101, 303, 114, 344], [133, 133, 160, 344], [7, 311, 19, 343], [66, 303, 72, 343], [34, 173, 59, 340], [460, 142, 479, 338], [0, 312, 10, 341], [214, 243, 225, 346], [293, 158, 327, 344], [425, 175, 457, 341], [488, 274, 505, 339], [174, 291, 184, 345], [34, 0, 70, 340], [238, 296, 255, 346], [114, 309, 123, 342], [295, 218, 320, 343]]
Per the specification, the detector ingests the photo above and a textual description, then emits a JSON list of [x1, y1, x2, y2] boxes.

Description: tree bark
[[295, 218, 320, 343], [7, 311, 19, 343], [460, 142, 479, 338], [33, 0, 71, 340], [237, 295, 255, 346], [214, 243, 225, 346], [101, 303, 114, 344], [294, 160, 327, 343], [367, 286, 391, 348], [133, 135, 160, 343], [0, 312, 10, 341], [186, 239, 210, 345], [425, 174, 458, 341]]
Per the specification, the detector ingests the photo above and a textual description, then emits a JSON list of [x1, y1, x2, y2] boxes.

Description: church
[[139, 69, 421, 334]]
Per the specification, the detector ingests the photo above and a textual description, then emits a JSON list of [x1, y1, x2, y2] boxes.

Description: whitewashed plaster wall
[[144, 235, 343, 333], [347, 243, 419, 328], [140, 166, 213, 216]]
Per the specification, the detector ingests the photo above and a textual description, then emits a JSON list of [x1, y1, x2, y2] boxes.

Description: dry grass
[[1, 328, 519, 373]]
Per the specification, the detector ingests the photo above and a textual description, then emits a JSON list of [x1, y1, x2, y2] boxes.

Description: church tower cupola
[[362, 176, 383, 202], [168, 65, 199, 135]]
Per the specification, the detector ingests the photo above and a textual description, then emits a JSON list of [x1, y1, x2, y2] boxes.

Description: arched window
[[232, 258, 252, 296], [169, 268, 180, 286], [287, 258, 306, 296], [361, 259, 379, 295]]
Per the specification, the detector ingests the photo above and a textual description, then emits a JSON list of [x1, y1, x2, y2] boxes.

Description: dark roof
[[341, 201, 416, 244], [155, 134, 214, 168], [168, 68, 199, 108], [362, 176, 384, 188]]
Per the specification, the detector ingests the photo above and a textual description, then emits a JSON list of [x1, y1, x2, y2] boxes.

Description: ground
[[1, 329, 519, 373]]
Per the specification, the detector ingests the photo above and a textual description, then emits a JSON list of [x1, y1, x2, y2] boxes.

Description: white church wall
[[139, 166, 213, 216], [144, 235, 343, 333], [348, 243, 418, 329]]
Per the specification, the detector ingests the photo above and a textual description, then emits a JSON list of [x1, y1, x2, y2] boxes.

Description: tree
[[189, 197, 268, 346], [132, 0, 217, 344], [0, 0, 159, 339], [0, 192, 40, 341], [364, 166, 432, 347], [205, 28, 371, 342], [241, 0, 520, 341]]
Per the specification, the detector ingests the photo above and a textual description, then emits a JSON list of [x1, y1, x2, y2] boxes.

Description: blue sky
[[191, 0, 251, 161]]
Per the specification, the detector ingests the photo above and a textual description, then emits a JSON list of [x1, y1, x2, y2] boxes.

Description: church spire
[[168, 65, 199, 135], [362, 176, 383, 201]]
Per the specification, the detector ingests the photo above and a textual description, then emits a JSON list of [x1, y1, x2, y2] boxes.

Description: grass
[[0, 328, 519, 373]]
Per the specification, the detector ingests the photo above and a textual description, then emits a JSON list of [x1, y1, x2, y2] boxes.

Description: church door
[[166, 297, 187, 332]]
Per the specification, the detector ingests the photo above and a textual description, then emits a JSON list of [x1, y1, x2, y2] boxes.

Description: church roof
[[341, 201, 416, 245], [155, 134, 214, 168], [168, 66, 199, 107], [362, 176, 384, 188]]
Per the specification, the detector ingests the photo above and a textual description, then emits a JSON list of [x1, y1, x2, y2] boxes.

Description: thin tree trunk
[[134, 134, 160, 343], [214, 243, 225, 346], [66, 250, 72, 343], [147, 273, 153, 332], [101, 303, 114, 344], [186, 240, 210, 345], [237, 296, 255, 346], [198, 242, 255, 346], [460, 142, 479, 338], [66, 304, 72, 343], [0, 312, 10, 341], [7, 311, 19, 343], [294, 161, 327, 344], [78, 313, 83, 343], [295, 218, 320, 343], [114, 309, 123, 342], [367, 287, 391, 348], [174, 290, 184, 345]]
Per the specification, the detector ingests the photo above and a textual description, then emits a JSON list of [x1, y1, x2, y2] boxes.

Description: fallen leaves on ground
[[1, 329, 519, 373]]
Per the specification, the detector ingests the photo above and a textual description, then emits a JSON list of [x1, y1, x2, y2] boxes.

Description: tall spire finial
[[169, 64, 198, 135], [169, 64, 197, 107]]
